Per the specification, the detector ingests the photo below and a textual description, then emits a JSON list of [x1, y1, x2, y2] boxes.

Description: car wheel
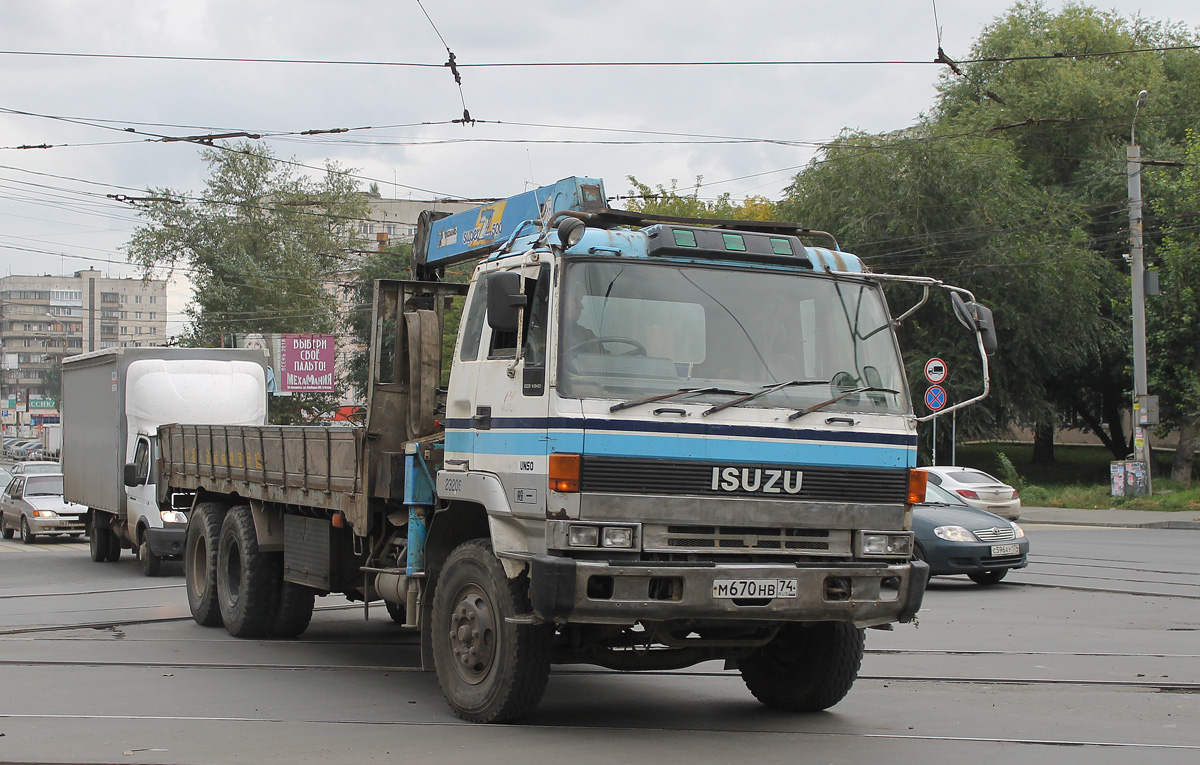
[[89, 512, 109, 562], [185, 502, 228, 627], [20, 517, 35, 545], [969, 569, 1008, 585], [139, 539, 162, 577], [216, 505, 280, 638], [0, 514, 13, 540], [432, 539, 552, 723], [738, 622, 865, 711]]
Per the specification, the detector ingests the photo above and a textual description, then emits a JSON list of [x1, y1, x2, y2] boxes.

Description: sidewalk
[[1019, 505, 1200, 529]]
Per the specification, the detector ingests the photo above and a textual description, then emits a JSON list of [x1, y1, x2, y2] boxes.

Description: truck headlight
[[568, 525, 600, 547], [860, 532, 913, 556], [600, 526, 634, 548], [160, 510, 188, 524]]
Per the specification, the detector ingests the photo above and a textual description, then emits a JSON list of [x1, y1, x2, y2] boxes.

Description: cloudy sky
[[1, 1, 1196, 333]]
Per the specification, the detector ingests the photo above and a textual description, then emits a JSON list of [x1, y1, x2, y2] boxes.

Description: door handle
[[474, 406, 492, 430]]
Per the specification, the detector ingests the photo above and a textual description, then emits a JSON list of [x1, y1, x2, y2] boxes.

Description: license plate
[[991, 544, 1020, 557], [712, 579, 797, 599]]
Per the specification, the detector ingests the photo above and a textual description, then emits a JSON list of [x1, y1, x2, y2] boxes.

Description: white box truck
[[61, 347, 269, 576], [41, 423, 62, 460]]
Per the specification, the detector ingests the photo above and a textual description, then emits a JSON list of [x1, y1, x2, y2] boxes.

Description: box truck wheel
[[88, 511, 114, 562], [738, 621, 864, 712], [270, 577, 316, 638], [216, 505, 280, 638], [139, 539, 161, 577], [105, 525, 122, 562], [185, 502, 227, 627], [431, 539, 552, 723]]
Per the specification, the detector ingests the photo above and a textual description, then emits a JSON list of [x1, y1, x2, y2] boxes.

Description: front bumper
[[27, 514, 87, 534], [530, 555, 929, 629], [923, 539, 1029, 576], [145, 524, 187, 557]]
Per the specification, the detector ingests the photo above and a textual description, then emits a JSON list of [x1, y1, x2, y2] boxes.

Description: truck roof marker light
[[907, 469, 928, 505], [549, 453, 581, 493], [673, 229, 697, 247], [722, 233, 747, 252]]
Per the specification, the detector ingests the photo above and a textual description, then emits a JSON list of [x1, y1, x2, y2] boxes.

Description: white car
[[0, 473, 88, 544], [921, 466, 1021, 520]]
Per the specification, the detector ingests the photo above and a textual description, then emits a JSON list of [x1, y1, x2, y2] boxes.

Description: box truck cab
[[61, 348, 269, 576]]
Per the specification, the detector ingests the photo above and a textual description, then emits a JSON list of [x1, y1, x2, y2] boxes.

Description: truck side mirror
[[123, 463, 142, 487], [951, 293, 998, 357], [486, 271, 526, 333]]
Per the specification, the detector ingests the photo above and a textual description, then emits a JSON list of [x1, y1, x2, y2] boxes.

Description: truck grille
[[581, 456, 907, 504], [644, 524, 852, 556]]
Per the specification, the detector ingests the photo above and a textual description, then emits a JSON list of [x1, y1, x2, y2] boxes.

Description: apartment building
[[0, 268, 167, 418]]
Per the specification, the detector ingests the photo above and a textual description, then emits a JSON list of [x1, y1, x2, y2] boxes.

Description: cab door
[[125, 435, 158, 531], [462, 264, 552, 519]]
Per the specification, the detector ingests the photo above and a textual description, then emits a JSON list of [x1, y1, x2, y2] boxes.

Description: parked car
[[4, 440, 37, 459], [10, 461, 62, 475], [0, 465, 12, 491], [0, 473, 87, 544], [921, 465, 1021, 519], [913, 481, 1029, 585]]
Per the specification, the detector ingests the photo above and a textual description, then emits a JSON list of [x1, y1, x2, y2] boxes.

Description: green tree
[[779, 126, 1116, 459], [1148, 132, 1200, 483], [124, 140, 369, 423], [781, 2, 1200, 461], [624, 177, 778, 220]]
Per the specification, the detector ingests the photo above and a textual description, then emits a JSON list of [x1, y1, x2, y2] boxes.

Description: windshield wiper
[[610, 387, 749, 413], [702, 380, 829, 417], [787, 387, 899, 421]]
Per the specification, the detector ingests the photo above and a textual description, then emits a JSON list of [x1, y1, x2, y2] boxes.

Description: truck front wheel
[[431, 539, 552, 723], [216, 504, 280, 638], [185, 502, 227, 626], [139, 538, 162, 577], [738, 621, 865, 712]]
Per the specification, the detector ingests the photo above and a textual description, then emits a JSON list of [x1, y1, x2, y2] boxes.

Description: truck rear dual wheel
[[216, 504, 280, 638], [738, 621, 865, 712], [88, 512, 121, 562], [185, 502, 228, 627], [431, 539, 552, 723]]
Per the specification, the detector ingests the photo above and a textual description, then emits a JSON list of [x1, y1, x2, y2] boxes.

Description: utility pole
[[1128, 90, 1152, 494]]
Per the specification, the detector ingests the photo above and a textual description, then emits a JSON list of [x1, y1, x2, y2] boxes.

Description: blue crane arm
[[413, 176, 606, 278]]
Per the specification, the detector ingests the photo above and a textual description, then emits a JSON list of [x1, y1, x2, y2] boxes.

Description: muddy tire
[[185, 502, 227, 627], [270, 577, 316, 638], [738, 622, 865, 712], [139, 538, 161, 577], [216, 504, 280, 638], [105, 526, 122, 562], [431, 539, 552, 723]]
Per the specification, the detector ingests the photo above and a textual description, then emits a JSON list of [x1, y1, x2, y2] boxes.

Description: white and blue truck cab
[[393, 176, 996, 720]]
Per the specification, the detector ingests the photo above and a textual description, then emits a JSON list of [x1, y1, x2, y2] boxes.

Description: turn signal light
[[549, 453, 581, 493], [907, 469, 928, 505]]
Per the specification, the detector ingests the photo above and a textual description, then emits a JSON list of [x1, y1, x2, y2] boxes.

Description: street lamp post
[[1128, 89, 1152, 493]]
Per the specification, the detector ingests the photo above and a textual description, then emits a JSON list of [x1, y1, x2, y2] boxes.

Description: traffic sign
[[925, 385, 947, 411], [924, 357, 948, 384]]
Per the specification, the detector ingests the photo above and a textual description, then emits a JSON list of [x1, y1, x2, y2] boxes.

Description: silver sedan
[[0, 473, 88, 544]]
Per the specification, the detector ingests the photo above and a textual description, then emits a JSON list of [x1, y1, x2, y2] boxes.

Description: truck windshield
[[559, 259, 910, 415]]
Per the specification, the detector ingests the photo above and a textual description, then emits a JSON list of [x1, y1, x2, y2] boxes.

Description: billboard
[[240, 333, 337, 394], [280, 334, 336, 393]]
